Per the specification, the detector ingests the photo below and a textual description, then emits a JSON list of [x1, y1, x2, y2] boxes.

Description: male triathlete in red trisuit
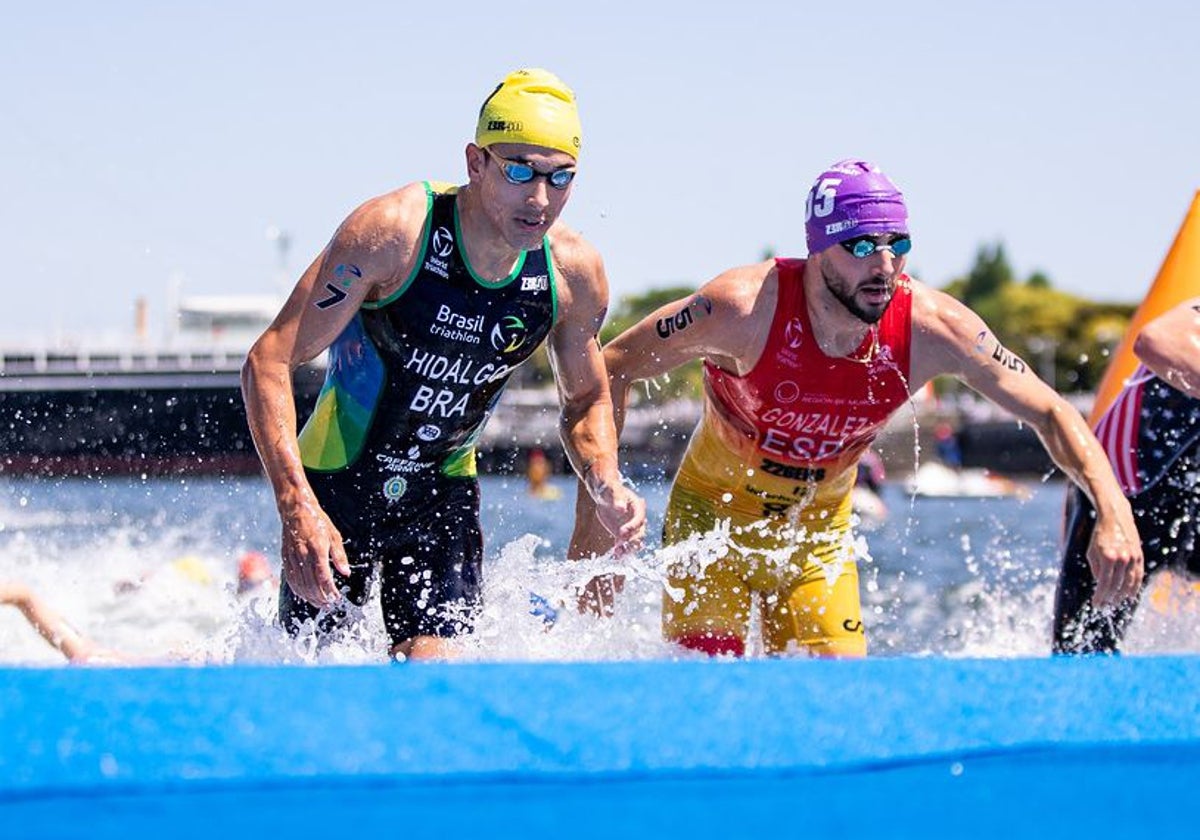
[[572, 160, 1142, 657]]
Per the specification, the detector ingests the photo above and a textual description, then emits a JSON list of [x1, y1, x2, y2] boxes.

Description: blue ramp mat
[[2, 656, 1198, 837]]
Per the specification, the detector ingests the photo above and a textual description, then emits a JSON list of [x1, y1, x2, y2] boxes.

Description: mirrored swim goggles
[[484, 148, 576, 190], [839, 234, 912, 259]]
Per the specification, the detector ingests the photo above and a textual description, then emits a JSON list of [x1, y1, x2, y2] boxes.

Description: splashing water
[[2, 474, 1197, 665]]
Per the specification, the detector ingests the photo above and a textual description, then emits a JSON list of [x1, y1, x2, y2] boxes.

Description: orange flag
[[1090, 191, 1200, 425]]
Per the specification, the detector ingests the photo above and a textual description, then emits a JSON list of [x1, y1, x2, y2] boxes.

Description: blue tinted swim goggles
[[839, 235, 913, 259], [484, 148, 576, 190]]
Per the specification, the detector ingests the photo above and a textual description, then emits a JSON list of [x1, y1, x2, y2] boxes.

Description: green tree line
[[940, 243, 1134, 392]]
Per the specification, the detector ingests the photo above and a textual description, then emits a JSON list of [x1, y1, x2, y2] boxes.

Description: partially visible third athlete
[[1055, 297, 1200, 653]]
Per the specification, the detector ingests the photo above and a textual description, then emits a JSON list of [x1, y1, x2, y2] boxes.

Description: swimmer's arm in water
[[1134, 296, 1200, 398], [546, 227, 646, 552], [910, 284, 1143, 608], [242, 185, 425, 608], [0, 581, 119, 663]]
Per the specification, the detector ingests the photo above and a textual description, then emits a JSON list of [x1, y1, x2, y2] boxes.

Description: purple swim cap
[[804, 160, 909, 255]]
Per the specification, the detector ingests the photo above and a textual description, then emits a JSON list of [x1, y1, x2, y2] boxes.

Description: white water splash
[[4, 475, 1200, 665]]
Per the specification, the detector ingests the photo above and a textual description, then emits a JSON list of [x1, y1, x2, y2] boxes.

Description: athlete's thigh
[[661, 556, 754, 649], [378, 479, 483, 644], [1053, 488, 1097, 619], [762, 535, 865, 657], [1136, 452, 1200, 577], [1053, 486, 1143, 654], [277, 529, 377, 636], [660, 482, 755, 649]]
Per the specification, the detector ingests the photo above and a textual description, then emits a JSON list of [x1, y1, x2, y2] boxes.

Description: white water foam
[[3, 476, 1199, 665]]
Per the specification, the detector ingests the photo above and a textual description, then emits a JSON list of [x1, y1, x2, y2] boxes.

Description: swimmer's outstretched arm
[[1134, 297, 1200, 398], [242, 187, 426, 607], [0, 581, 116, 663], [910, 284, 1143, 607], [548, 227, 647, 555]]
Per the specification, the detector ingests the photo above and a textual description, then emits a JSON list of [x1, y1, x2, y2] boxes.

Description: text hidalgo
[[405, 347, 510, 418]]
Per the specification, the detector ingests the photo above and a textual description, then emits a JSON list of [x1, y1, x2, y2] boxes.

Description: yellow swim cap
[[475, 68, 582, 159], [170, 555, 214, 585]]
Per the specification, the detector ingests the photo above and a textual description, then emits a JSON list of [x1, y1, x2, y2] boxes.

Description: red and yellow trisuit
[[663, 259, 915, 656]]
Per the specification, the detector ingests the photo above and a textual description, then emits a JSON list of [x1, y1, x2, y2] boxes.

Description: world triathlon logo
[[382, 475, 408, 502], [432, 226, 455, 258], [784, 317, 805, 350], [490, 314, 528, 353]]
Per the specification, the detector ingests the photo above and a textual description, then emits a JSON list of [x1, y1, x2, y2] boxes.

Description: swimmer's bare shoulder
[[696, 258, 779, 374]]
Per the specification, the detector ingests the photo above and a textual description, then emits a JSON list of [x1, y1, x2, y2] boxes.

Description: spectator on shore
[[526, 448, 561, 500], [934, 422, 963, 469]]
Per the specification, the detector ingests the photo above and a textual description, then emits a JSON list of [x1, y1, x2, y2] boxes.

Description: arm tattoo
[[655, 294, 714, 339], [315, 263, 362, 310], [973, 330, 1027, 373]]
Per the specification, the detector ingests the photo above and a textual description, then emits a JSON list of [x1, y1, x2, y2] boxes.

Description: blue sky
[[3, 1, 1198, 344]]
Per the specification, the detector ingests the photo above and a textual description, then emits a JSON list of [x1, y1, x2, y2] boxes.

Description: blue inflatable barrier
[[2, 656, 1198, 837]]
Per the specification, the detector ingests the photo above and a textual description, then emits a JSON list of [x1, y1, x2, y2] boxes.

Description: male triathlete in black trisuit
[[1055, 297, 1200, 653], [243, 69, 645, 660]]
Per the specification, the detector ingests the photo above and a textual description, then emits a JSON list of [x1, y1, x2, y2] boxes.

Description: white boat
[[904, 462, 1030, 499], [851, 486, 888, 530], [0, 294, 323, 476]]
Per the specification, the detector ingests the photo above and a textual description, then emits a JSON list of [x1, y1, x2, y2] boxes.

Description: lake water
[[2, 473, 1197, 664]]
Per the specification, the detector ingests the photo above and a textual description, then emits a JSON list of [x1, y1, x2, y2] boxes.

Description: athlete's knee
[[673, 631, 746, 658], [391, 635, 460, 661], [278, 579, 363, 640], [1052, 606, 1122, 655], [277, 584, 316, 636], [805, 636, 867, 658], [763, 626, 866, 658]]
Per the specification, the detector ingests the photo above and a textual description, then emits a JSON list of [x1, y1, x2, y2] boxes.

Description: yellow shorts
[[660, 419, 867, 657]]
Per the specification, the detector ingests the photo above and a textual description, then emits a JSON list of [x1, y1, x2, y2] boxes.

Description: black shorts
[[1053, 447, 1200, 654], [278, 470, 483, 649]]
